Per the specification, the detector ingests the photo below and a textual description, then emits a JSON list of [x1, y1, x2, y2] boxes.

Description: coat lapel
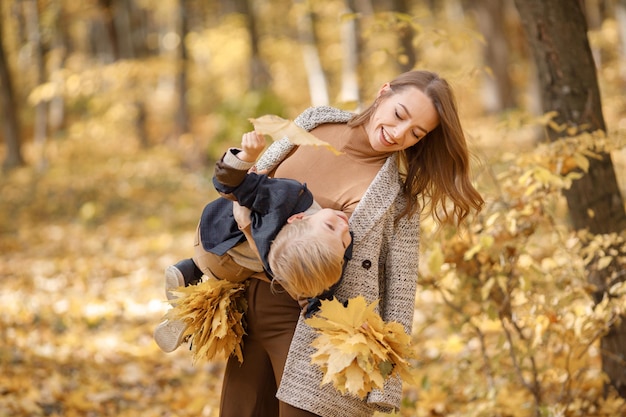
[[349, 154, 401, 242]]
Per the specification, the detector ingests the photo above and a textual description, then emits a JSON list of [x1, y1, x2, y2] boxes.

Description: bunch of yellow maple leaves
[[305, 296, 416, 399], [165, 277, 248, 364], [168, 278, 416, 400]]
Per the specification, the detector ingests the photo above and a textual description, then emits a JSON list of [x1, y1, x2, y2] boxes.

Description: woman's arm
[[255, 106, 354, 173], [254, 137, 296, 173]]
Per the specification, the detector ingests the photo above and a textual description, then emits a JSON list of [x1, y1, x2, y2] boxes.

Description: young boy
[[154, 131, 352, 352]]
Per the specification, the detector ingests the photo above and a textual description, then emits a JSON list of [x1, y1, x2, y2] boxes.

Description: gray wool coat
[[256, 106, 420, 416]]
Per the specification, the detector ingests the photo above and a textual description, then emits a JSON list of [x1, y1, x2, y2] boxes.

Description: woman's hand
[[238, 131, 266, 162]]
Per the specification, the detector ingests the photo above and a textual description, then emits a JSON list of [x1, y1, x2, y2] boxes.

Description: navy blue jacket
[[199, 150, 352, 311], [199, 152, 315, 277]]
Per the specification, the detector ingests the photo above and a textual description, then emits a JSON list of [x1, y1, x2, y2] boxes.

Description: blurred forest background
[[1, 0, 626, 416]]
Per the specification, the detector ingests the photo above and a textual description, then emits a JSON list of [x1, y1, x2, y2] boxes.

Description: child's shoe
[[155, 263, 191, 352], [164, 259, 203, 300], [164, 265, 185, 300], [154, 318, 188, 352]]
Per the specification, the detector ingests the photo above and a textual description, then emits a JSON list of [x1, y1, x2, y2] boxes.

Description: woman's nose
[[393, 122, 411, 139]]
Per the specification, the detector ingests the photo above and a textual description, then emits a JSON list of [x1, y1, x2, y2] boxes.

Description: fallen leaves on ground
[[0, 136, 225, 417]]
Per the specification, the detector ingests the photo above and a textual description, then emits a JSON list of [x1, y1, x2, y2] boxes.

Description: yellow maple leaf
[[249, 115, 342, 155], [305, 296, 417, 398]]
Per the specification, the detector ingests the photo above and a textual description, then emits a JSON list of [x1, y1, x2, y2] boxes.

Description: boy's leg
[[194, 250, 258, 282], [165, 258, 203, 300], [155, 258, 202, 353], [193, 221, 259, 282]]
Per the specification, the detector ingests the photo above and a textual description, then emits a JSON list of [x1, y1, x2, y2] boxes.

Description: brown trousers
[[219, 279, 319, 417], [192, 222, 262, 283]]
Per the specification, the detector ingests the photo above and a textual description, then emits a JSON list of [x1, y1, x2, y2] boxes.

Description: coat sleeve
[[254, 106, 354, 173], [380, 196, 420, 333], [367, 194, 420, 408]]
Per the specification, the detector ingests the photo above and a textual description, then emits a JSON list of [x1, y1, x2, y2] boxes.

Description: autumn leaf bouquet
[[305, 296, 416, 399], [165, 277, 247, 363]]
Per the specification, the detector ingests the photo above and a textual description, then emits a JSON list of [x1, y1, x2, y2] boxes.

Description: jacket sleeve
[[214, 148, 255, 190]]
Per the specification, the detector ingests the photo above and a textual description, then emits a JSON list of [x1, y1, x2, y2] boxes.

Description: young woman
[[218, 70, 484, 417]]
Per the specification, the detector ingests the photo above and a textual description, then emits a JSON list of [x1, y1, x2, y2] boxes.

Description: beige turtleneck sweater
[[272, 123, 388, 217]]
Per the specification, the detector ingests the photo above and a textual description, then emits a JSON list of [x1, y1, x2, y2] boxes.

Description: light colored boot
[[154, 318, 188, 352], [154, 265, 188, 352]]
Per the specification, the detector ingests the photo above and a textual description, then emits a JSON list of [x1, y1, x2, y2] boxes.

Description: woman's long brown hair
[[348, 70, 484, 226]]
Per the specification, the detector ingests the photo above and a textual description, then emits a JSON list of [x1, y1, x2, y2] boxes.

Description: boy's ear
[[287, 213, 307, 224]]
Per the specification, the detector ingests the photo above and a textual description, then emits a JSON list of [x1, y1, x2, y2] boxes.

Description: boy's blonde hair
[[268, 218, 344, 300]]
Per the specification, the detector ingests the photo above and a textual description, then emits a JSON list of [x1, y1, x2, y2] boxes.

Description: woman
[[219, 70, 484, 417]]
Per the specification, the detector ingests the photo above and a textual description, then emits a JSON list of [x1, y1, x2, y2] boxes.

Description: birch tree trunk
[[24, 0, 48, 170], [175, 0, 189, 137], [339, 0, 361, 108], [294, 0, 329, 106]]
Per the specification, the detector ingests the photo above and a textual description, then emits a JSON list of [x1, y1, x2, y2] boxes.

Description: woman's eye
[[395, 110, 402, 119], [326, 223, 335, 231]]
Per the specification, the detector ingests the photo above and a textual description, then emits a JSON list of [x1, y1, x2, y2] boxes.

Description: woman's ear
[[377, 82, 392, 98], [287, 213, 307, 223]]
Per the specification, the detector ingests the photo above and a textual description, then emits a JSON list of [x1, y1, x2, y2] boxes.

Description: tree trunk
[[97, 0, 120, 61], [238, 0, 272, 91], [464, 0, 516, 112], [616, 0, 626, 79], [0, 11, 24, 171], [175, 0, 190, 137], [513, 0, 626, 398], [24, 0, 48, 170], [339, 0, 361, 108], [583, 0, 604, 68], [48, 2, 68, 136], [113, 0, 135, 59], [294, 0, 329, 106], [391, 0, 416, 73]]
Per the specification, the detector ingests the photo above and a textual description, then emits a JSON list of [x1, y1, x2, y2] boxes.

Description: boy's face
[[299, 208, 352, 254]]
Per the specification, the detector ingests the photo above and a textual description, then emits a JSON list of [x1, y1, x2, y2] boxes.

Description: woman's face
[[365, 85, 440, 153]]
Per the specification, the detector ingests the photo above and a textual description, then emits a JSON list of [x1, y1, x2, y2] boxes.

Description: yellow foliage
[[166, 278, 247, 364], [305, 296, 416, 398]]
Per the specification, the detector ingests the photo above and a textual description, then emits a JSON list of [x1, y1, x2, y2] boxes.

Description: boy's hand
[[238, 131, 266, 162]]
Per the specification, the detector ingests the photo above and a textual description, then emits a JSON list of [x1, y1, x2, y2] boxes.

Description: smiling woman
[[216, 70, 485, 417]]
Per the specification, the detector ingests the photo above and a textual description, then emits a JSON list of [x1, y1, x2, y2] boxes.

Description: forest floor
[[0, 134, 227, 417]]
